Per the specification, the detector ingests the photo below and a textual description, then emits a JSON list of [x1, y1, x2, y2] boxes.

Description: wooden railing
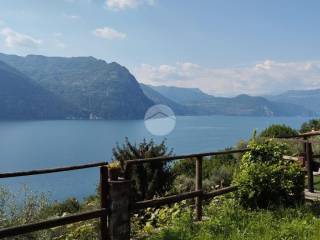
[[0, 130, 319, 239], [0, 161, 112, 238], [0, 148, 249, 239], [124, 148, 249, 222], [0, 162, 110, 239]]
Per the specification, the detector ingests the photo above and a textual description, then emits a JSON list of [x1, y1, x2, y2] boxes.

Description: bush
[[301, 119, 320, 133], [257, 125, 306, 156], [112, 138, 173, 201], [131, 201, 189, 236], [0, 186, 100, 240], [47, 197, 80, 216], [233, 140, 305, 209], [170, 151, 239, 193], [0, 186, 55, 239], [259, 124, 298, 138]]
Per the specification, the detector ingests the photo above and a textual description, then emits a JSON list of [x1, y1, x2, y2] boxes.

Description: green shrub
[[170, 151, 239, 193], [301, 119, 320, 133], [0, 186, 101, 240], [46, 197, 80, 216], [55, 220, 99, 240], [257, 124, 306, 156], [259, 124, 298, 138], [171, 158, 195, 179], [233, 140, 305, 209], [112, 138, 173, 201], [0, 186, 55, 239], [131, 201, 190, 236], [170, 174, 195, 193], [172, 151, 238, 179]]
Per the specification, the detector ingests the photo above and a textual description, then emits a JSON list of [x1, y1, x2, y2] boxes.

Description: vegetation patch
[[233, 139, 305, 209], [145, 199, 320, 240]]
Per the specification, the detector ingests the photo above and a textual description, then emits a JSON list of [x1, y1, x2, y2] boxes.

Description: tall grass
[[146, 199, 320, 240]]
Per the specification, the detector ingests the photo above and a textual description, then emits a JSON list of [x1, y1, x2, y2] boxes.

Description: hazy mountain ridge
[[140, 84, 194, 115], [147, 85, 314, 117], [149, 85, 212, 104], [265, 89, 320, 114], [0, 52, 316, 120], [0, 53, 153, 120]]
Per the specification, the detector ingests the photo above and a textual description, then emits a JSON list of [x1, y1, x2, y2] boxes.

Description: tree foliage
[[112, 138, 173, 201], [301, 119, 320, 133], [259, 124, 298, 138]]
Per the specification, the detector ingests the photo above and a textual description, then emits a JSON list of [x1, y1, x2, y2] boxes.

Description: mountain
[[0, 53, 153, 120], [205, 94, 313, 116], [140, 84, 193, 115], [150, 85, 212, 104], [0, 60, 84, 120], [148, 85, 314, 117], [0, 52, 314, 120], [266, 89, 320, 114]]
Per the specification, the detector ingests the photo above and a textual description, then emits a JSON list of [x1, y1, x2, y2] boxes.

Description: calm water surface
[[0, 116, 311, 200]]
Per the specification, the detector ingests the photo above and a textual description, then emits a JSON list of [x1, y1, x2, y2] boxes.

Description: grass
[[313, 175, 320, 191], [145, 199, 320, 240]]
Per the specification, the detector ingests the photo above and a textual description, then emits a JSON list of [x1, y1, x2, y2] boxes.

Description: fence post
[[195, 156, 203, 221], [100, 166, 109, 240], [107, 179, 131, 240], [305, 142, 314, 193]]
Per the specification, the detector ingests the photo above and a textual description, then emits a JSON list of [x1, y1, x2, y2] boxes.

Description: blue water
[[0, 116, 311, 200]]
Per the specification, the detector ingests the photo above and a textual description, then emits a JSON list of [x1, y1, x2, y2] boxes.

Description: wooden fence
[[0, 131, 319, 239]]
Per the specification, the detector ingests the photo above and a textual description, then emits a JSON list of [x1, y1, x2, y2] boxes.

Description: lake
[[0, 116, 311, 201]]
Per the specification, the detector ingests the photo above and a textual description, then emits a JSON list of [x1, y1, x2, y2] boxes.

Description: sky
[[0, 0, 320, 96]]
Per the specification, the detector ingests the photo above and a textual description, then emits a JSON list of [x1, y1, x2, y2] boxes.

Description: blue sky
[[0, 0, 320, 96]]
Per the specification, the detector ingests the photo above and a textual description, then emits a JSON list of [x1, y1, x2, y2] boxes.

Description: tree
[[112, 138, 173, 201], [259, 124, 298, 138], [300, 119, 320, 133]]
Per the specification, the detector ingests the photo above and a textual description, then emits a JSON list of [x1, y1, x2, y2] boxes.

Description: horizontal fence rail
[[132, 190, 203, 210], [274, 137, 320, 145], [296, 131, 320, 138], [132, 186, 239, 211], [203, 185, 238, 200], [0, 161, 108, 178], [0, 209, 107, 239], [125, 148, 250, 165], [280, 130, 320, 139]]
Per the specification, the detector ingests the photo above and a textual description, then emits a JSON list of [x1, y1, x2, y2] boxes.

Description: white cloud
[[106, 0, 155, 10], [63, 14, 81, 20], [133, 60, 320, 96], [0, 27, 42, 49], [69, 15, 80, 19], [93, 27, 126, 40]]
